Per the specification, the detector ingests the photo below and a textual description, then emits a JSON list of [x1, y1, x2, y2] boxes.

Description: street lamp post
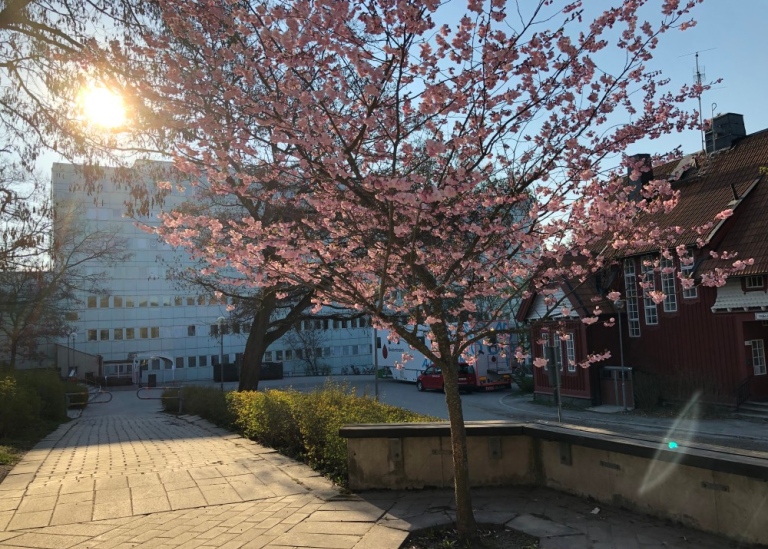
[[217, 316, 225, 391], [70, 332, 77, 377], [613, 300, 627, 410]]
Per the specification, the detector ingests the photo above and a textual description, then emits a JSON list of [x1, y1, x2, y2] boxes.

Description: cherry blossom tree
[[126, 0, 751, 539]]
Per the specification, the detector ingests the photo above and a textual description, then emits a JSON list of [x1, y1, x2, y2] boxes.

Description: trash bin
[[148, 374, 157, 388]]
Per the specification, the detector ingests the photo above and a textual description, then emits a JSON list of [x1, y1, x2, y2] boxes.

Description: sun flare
[[79, 84, 126, 129]]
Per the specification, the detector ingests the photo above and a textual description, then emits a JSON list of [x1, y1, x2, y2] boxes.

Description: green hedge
[[164, 382, 436, 485], [0, 369, 72, 438]]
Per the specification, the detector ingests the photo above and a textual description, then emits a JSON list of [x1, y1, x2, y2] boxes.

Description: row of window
[[623, 256, 698, 338], [87, 327, 159, 341], [265, 344, 373, 362], [86, 295, 229, 309]]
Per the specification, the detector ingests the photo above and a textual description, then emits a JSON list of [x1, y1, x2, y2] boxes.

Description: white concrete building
[[52, 161, 373, 383]]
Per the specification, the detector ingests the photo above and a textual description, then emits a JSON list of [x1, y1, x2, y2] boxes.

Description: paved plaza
[[0, 389, 757, 548]]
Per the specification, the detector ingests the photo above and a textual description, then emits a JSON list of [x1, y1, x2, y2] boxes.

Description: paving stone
[[131, 495, 171, 515], [166, 487, 208, 510], [0, 497, 22, 512], [92, 501, 133, 521], [7, 509, 53, 530], [3, 532, 90, 548], [506, 514, 579, 538], [18, 495, 59, 513], [270, 531, 360, 548], [540, 534, 590, 549], [95, 488, 132, 505], [50, 501, 94, 526]]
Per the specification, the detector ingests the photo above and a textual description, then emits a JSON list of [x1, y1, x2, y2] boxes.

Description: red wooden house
[[517, 113, 768, 408]]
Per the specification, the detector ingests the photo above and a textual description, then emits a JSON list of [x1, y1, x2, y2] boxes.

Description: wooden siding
[[532, 321, 594, 401]]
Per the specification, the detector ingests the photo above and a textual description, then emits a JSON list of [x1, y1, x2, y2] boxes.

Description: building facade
[[52, 161, 373, 382]]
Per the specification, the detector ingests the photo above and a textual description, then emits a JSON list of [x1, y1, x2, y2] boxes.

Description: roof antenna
[[695, 52, 706, 153]]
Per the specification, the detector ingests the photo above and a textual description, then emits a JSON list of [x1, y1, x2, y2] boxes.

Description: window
[[746, 276, 765, 290], [150, 296, 159, 307], [188, 325, 196, 337], [565, 333, 576, 372], [749, 340, 767, 376], [140, 327, 149, 339], [175, 296, 183, 306], [199, 355, 208, 367], [276, 350, 283, 361], [333, 320, 340, 329], [197, 295, 205, 305], [641, 256, 658, 326], [285, 349, 292, 360], [100, 296, 109, 308], [175, 357, 184, 369], [623, 259, 641, 337], [87, 329, 97, 341], [126, 328, 135, 340], [350, 318, 357, 328], [212, 355, 219, 365], [65, 312, 79, 321], [139, 296, 148, 307], [210, 324, 219, 337], [126, 296, 135, 308], [163, 296, 171, 307], [233, 324, 241, 334], [296, 349, 303, 359], [315, 347, 322, 359], [87, 296, 97, 308], [660, 257, 677, 313], [150, 327, 159, 338], [114, 328, 123, 340], [681, 262, 697, 299], [208, 296, 217, 306], [324, 347, 331, 357], [187, 297, 195, 306], [264, 351, 272, 361], [100, 329, 109, 341], [188, 356, 197, 368]]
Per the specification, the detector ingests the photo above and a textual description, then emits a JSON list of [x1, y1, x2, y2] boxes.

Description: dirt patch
[[401, 524, 539, 549]]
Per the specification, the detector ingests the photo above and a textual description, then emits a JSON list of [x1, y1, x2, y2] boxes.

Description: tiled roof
[[628, 129, 768, 273]]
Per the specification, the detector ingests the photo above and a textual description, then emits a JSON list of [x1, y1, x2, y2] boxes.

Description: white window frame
[[746, 275, 765, 290], [749, 340, 767, 376], [681, 262, 697, 299], [565, 332, 576, 373], [624, 259, 641, 337], [660, 257, 677, 313], [641, 255, 658, 326]]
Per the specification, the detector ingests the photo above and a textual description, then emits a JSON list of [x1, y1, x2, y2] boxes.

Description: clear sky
[[41, 0, 768, 173], [622, 0, 768, 156]]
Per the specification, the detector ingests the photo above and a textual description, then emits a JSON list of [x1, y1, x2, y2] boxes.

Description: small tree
[[283, 321, 329, 376], [0, 177, 130, 367]]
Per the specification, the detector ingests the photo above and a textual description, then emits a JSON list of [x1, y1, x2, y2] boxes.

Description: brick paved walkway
[[0, 390, 750, 548]]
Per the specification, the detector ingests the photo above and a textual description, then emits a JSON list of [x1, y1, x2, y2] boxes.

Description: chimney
[[627, 153, 653, 200], [705, 113, 746, 154]]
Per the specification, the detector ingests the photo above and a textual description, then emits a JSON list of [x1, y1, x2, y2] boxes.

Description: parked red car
[[416, 364, 476, 392]]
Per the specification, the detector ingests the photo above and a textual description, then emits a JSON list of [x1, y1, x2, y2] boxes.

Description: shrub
[[171, 382, 436, 485], [633, 370, 663, 409], [163, 386, 235, 427], [0, 372, 46, 438]]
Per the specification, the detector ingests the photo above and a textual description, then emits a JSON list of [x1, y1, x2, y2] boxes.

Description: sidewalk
[[0, 390, 757, 548]]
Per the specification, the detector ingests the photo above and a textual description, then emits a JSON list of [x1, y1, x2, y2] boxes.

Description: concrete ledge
[[339, 421, 768, 545]]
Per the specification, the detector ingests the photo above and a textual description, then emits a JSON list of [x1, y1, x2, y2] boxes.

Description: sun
[[78, 84, 126, 129]]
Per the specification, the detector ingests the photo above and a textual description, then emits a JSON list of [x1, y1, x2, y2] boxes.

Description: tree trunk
[[238, 322, 268, 391], [440, 357, 477, 540], [238, 295, 276, 391]]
